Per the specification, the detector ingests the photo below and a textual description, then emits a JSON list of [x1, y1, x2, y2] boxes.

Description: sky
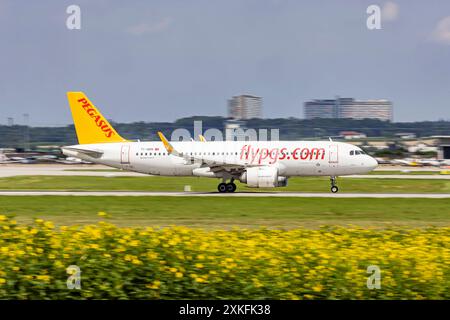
[[0, 0, 450, 126]]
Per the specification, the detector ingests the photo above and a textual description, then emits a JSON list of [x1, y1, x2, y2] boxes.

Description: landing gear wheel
[[226, 183, 237, 193], [218, 183, 227, 193], [330, 176, 338, 193]]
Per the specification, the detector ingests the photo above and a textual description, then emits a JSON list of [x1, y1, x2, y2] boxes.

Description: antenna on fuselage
[[329, 137, 333, 142]]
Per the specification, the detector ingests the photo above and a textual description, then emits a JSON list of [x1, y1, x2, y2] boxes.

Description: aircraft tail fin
[[67, 92, 126, 145]]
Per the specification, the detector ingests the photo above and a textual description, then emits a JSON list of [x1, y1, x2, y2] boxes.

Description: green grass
[[1, 196, 449, 228], [369, 170, 442, 175], [0, 175, 449, 193]]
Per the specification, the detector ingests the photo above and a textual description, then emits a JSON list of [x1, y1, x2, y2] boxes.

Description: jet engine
[[239, 166, 288, 188]]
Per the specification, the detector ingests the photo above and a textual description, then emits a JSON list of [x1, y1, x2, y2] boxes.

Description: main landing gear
[[218, 178, 237, 193], [330, 176, 339, 193]]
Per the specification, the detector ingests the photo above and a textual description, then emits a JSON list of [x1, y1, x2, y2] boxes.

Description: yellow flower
[[176, 272, 183, 278], [124, 254, 133, 261], [312, 285, 323, 292], [44, 221, 54, 229], [146, 280, 161, 289], [98, 212, 108, 217], [36, 275, 51, 282], [129, 240, 140, 247]]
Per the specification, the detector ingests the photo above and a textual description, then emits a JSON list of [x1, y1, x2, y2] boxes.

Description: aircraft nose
[[368, 157, 378, 170]]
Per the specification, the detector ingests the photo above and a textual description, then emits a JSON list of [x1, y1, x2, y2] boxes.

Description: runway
[[0, 164, 146, 178], [343, 175, 450, 180], [1, 164, 450, 179], [1, 191, 449, 198]]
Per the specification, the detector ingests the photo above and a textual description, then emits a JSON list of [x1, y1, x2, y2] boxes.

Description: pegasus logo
[[77, 98, 115, 138]]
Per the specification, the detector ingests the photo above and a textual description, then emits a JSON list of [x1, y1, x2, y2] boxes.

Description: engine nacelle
[[239, 166, 288, 188]]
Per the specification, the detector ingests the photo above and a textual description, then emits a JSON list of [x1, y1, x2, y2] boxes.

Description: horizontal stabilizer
[[61, 146, 104, 159]]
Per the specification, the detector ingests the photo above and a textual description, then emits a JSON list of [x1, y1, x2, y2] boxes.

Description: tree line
[[1, 117, 449, 149]]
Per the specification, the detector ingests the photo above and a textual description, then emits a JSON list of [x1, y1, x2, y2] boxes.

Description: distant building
[[339, 131, 367, 140], [433, 136, 450, 160], [395, 133, 416, 140], [224, 119, 248, 141], [228, 95, 262, 120], [304, 97, 393, 121]]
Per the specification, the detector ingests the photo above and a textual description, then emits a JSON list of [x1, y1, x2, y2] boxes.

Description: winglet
[[199, 134, 206, 142], [157, 131, 176, 155], [158, 131, 183, 157]]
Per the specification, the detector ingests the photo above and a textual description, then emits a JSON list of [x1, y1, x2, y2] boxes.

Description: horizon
[[2, 115, 450, 129]]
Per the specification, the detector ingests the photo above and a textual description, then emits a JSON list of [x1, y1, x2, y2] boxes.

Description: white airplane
[[0, 154, 25, 164], [62, 92, 378, 193]]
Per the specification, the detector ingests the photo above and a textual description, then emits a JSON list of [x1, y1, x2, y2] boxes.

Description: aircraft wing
[[157, 131, 249, 174]]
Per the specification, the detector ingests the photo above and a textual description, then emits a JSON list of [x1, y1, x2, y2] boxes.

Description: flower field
[[0, 214, 448, 299]]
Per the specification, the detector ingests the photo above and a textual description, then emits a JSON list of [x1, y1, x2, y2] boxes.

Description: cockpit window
[[350, 150, 354, 155], [355, 150, 361, 155]]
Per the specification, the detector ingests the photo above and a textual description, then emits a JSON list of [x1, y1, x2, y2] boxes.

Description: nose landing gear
[[330, 176, 339, 193], [217, 178, 237, 193]]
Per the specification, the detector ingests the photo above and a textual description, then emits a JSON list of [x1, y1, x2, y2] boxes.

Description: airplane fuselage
[[62, 140, 378, 178]]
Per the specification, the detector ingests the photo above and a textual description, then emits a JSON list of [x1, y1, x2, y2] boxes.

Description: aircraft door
[[329, 144, 338, 168], [121, 145, 130, 164]]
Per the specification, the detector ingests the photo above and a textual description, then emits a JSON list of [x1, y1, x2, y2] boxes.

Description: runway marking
[[0, 191, 449, 198]]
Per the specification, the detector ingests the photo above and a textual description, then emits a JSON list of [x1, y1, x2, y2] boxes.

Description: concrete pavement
[[0, 191, 449, 198]]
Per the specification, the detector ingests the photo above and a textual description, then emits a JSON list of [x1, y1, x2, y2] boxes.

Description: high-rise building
[[304, 97, 393, 121], [228, 95, 262, 120]]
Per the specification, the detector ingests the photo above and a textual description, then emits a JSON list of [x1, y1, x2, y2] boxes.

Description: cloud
[[127, 17, 173, 36], [431, 16, 450, 45], [382, 1, 399, 21]]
